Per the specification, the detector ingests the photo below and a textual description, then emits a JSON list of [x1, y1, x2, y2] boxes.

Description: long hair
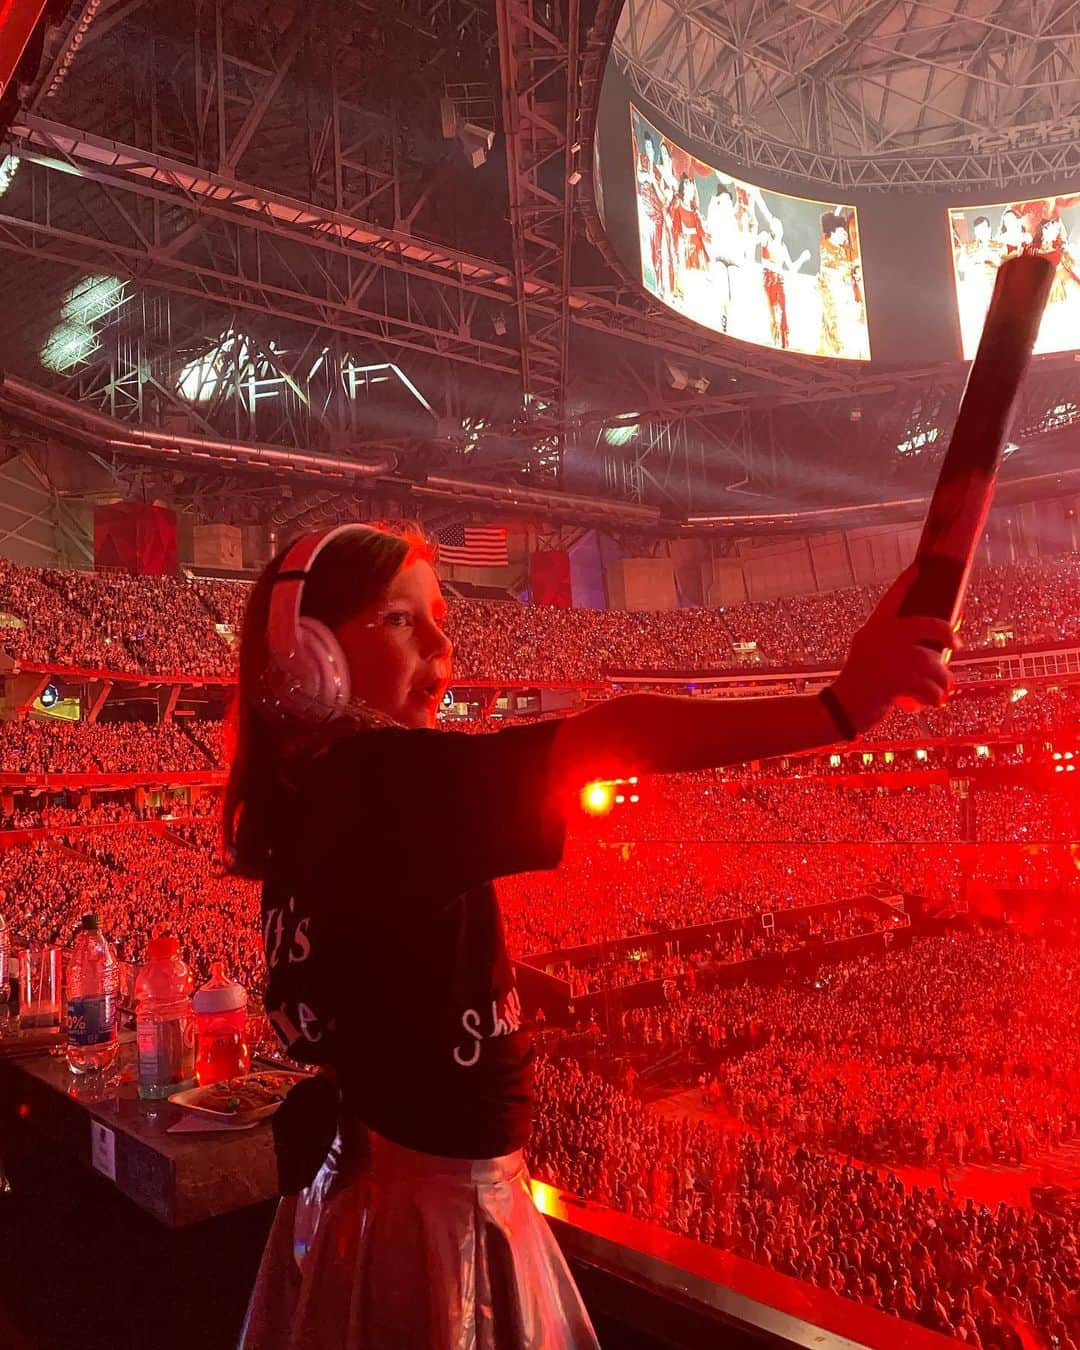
[[223, 522, 434, 880]]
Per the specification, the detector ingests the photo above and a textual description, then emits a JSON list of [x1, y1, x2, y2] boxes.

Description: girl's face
[[335, 558, 453, 729]]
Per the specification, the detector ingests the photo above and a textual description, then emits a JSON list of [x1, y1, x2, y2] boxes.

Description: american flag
[[435, 523, 508, 567]]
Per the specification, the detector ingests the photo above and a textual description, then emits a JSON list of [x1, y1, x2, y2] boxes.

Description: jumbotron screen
[[630, 107, 871, 360], [949, 196, 1080, 358]]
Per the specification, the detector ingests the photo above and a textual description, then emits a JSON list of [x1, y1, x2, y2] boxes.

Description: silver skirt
[[239, 1129, 601, 1350]]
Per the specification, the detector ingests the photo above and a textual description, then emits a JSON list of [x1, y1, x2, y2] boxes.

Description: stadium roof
[[0, 0, 1079, 536], [614, 0, 1080, 190]]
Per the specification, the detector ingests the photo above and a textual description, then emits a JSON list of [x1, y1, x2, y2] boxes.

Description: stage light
[[614, 794, 625, 804], [62, 275, 127, 326], [581, 781, 613, 815], [629, 794, 640, 803], [178, 330, 255, 402], [603, 423, 639, 447], [41, 322, 98, 373], [628, 776, 638, 785], [1054, 752, 1063, 761], [0, 155, 19, 198]]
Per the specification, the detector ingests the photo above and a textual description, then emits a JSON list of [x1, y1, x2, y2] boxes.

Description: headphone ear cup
[[293, 616, 352, 714], [258, 616, 351, 723]]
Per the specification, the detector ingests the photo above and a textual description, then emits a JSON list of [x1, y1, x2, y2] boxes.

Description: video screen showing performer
[[949, 196, 1080, 357], [631, 106, 871, 360]]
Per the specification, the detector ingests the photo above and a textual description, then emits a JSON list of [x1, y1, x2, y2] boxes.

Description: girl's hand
[[829, 566, 960, 735]]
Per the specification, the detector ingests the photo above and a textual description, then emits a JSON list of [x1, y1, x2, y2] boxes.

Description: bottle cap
[[147, 935, 181, 961], [193, 960, 247, 1014]]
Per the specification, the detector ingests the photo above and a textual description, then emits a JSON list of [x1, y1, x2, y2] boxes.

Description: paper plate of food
[[169, 1069, 307, 1123]]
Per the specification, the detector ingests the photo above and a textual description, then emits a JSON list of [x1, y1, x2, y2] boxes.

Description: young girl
[[227, 522, 956, 1350]]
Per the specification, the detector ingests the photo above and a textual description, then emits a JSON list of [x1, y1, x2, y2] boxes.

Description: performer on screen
[[955, 215, 1006, 342], [706, 177, 743, 332], [1032, 216, 1080, 303], [757, 213, 811, 350], [998, 207, 1031, 256], [669, 174, 709, 299], [229, 521, 956, 1350], [636, 133, 675, 299], [956, 215, 1005, 280], [817, 211, 866, 358]]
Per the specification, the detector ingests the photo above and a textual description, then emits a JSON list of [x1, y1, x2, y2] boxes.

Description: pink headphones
[[256, 524, 362, 725]]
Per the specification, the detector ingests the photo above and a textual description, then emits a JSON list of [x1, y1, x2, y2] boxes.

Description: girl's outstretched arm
[[553, 568, 958, 785]]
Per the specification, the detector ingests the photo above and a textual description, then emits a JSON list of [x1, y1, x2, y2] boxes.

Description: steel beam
[[496, 0, 584, 477]]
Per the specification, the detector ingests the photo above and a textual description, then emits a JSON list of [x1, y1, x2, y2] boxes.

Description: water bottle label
[[137, 1016, 195, 1087], [67, 994, 116, 1046]]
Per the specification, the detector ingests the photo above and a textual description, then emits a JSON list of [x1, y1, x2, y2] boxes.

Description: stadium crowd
[[612, 933, 1080, 1170], [1, 550, 1079, 1350], [0, 822, 263, 989], [537, 903, 891, 998], [0, 717, 220, 775], [4, 554, 1080, 680], [530, 1053, 1080, 1348]]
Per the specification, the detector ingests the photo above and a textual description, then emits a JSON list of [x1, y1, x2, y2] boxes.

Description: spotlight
[[581, 781, 614, 815]]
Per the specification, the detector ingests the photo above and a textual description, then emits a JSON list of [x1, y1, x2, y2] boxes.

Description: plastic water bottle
[[66, 914, 119, 1073], [193, 962, 249, 1085], [0, 908, 10, 1004], [134, 935, 196, 1099]]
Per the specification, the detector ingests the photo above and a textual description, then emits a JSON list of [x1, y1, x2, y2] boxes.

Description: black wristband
[[819, 686, 859, 742]]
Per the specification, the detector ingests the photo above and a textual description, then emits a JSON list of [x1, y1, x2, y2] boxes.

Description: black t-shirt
[[260, 720, 568, 1159]]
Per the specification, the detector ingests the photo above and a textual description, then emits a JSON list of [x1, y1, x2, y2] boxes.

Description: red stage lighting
[[581, 781, 614, 815]]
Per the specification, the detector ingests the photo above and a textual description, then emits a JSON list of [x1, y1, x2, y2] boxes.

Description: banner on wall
[[93, 503, 178, 576], [529, 550, 572, 607]]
